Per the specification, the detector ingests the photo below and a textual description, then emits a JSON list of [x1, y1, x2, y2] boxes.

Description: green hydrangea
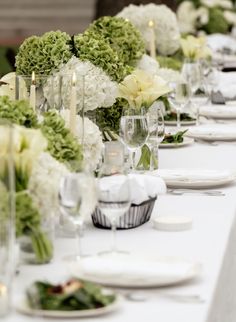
[[85, 16, 145, 66], [95, 98, 128, 135], [203, 8, 230, 34], [0, 96, 38, 128], [15, 31, 73, 76], [41, 110, 83, 165], [73, 32, 130, 82]]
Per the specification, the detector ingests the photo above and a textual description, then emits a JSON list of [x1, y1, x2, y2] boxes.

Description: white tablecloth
[[4, 139, 236, 322]]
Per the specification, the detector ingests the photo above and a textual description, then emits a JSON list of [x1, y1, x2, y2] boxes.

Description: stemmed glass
[[147, 102, 165, 170], [168, 82, 190, 130], [97, 168, 131, 255], [119, 108, 149, 171], [59, 171, 94, 261]]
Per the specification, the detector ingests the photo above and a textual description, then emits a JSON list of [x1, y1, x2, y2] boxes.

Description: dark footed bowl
[[91, 197, 157, 230]]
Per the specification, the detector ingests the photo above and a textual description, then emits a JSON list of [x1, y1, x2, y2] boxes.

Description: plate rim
[[160, 137, 194, 148], [15, 291, 120, 318], [164, 120, 196, 126], [69, 255, 202, 288]]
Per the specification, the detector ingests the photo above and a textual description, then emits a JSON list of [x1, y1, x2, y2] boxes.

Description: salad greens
[[162, 130, 188, 144], [27, 279, 116, 311], [164, 112, 196, 122]]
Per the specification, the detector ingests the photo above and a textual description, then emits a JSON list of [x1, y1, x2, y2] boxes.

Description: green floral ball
[[73, 32, 131, 82], [85, 16, 145, 66], [15, 30, 73, 76], [203, 7, 230, 34]]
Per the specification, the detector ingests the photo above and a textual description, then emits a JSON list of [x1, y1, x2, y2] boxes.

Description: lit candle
[[148, 20, 156, 60], [69, 73, 77, 136], [0, 283, 8, 316], [29, 71, 36, 111]]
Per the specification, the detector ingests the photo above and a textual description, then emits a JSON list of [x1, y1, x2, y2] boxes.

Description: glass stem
[[196, 107, 200, 126], [111, 219, 117, 255], [177, 109, 181, 131], [150, 144, 158, 171], [75, 222, 83, 260], [131, 150, 136, 171]]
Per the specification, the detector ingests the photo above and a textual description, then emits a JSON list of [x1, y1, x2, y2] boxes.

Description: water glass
[[119, 108, 149, 171]]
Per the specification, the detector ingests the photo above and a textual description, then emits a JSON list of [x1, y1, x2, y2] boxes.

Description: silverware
[[168, 189, 225, 196], [119, 291, 205, 304]]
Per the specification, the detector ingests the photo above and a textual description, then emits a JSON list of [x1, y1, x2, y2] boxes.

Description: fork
[[168, 189, 225, 196]]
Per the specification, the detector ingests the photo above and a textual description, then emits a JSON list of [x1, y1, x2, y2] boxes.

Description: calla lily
[[118, 69, 171, 109], [180, 35, 212, 61]]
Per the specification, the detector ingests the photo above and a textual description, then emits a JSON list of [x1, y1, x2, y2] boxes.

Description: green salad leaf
[[27, 279, 116, 311], [164, 111, 196, 122], [162, 130, 188, 144]]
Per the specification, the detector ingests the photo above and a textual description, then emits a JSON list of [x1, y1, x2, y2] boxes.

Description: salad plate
[[164, 120, 196, 126], [160, 137, 194, 148], [69, 254, 202, 288], [16, 279, 120, 318]]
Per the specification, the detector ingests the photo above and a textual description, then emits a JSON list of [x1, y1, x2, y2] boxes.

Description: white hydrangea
[[28, 152, 69, 218], [177, 1, 209, 34], [224, 11, 236, 26], [117, 4, 180, 56], [43, 56, 118, 112], [61, 109, 104, 171], [200, 0, 233, 9], [157, 68, 183, 83], [136, 54, 160, 76]]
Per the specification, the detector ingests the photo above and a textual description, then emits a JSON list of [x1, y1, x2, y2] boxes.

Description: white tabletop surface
[[4, 136, 236, 322]]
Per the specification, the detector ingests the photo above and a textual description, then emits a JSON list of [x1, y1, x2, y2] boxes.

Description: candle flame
[[31, 71, 36, 85], [148, 20, 154, 28], [72, 73, 76, 86], [125, 18, 129, 22]]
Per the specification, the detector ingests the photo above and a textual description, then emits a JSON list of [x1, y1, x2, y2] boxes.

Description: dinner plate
[[155, 169, 235, 188], [200, 104, 236, 119], [160, 137, 194, 148], [164, 120, 196, 126], [186, 124, 236, 141], [69, 254, 201, 288], [15, 293, 120, 318]]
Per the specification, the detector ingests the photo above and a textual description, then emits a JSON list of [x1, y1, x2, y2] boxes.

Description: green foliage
[[95, 98, 128, 135], [162, 130, 188, 144], [156, 55, 183, 71], [73, 32, 131, 82], [86, 16, 145, 66], [0, 96, 38, 128], [203, 7, 230, 34], [27, 279, 116, 310], [15, 31, 72, 76], [41, 110, 83, 165]]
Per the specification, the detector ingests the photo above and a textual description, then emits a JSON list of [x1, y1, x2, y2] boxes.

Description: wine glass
[[168, 82, 190, 130], [97, 168, 131, 255], [147, 102, 165, 170], [119, 108, 149, 171], [59, 171, 93, 261]]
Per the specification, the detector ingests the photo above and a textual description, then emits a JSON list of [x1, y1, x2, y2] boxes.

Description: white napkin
[[200, 103, 236, 118], [157, 169, 232, 182], [207, 34, 236, 52], [77, 255, 194, 283], [214, 71, 236, 99], [187, 124, 236, 139]]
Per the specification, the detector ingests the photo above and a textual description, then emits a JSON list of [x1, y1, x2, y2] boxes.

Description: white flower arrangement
[[200, 0, 233, 9], [61, 109, 104, 171], [43, 56, 118, 112], [28, 152, 69, 218], [136, 54, 160, 76], [117, 4, 180, 56]]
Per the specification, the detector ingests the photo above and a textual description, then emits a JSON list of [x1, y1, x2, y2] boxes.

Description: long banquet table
[[4, 139, 236, 322]]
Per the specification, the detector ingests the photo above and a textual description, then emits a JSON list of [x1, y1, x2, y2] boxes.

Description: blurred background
[[0, 0, 176, 76]]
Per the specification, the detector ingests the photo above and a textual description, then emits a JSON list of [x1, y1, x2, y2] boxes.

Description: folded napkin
[[78, 255, 194, 283], [99, 174, 166, 205], [157, 169, 232, 182], [187, 124, 236, 138], [208, 71, 236, 100], [200, 103, 236, 118]]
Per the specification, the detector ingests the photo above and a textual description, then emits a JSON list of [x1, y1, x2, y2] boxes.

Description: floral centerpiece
[[180, 35, 212, 61], [117, 3, 181, 56], [177, 0, 236, 34]]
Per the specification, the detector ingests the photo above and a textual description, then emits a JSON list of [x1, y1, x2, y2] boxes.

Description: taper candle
[[69, 73, 77, 135], [29, 71, 36, 111], [148, 20, 156, 60]]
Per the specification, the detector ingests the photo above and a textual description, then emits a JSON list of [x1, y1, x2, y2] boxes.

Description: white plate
[[200, 104, 236, 119], [16, 293, 120, 318], [160, 137, 194, 148], [186, 124, 236, 141], [164, 120, 196, 126], [69, 254, 201, 288], [155, 168, 235, 188]]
